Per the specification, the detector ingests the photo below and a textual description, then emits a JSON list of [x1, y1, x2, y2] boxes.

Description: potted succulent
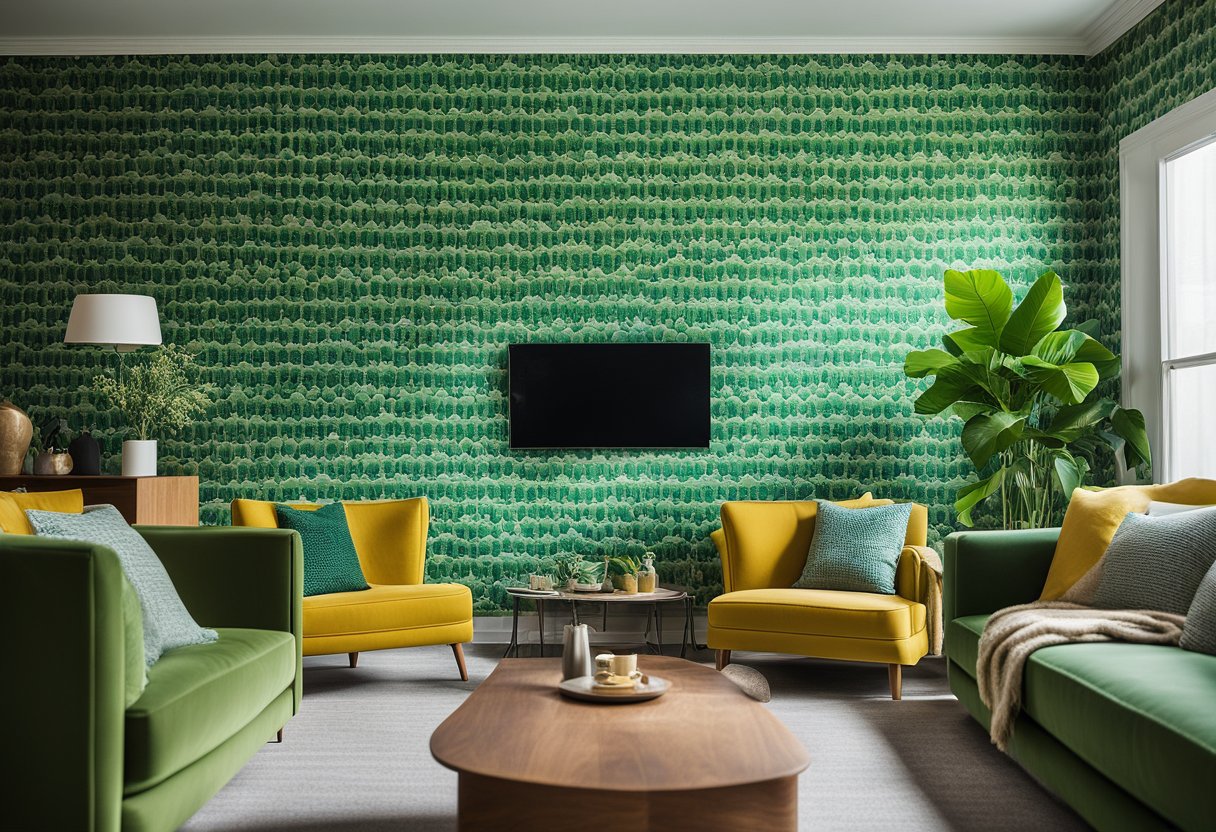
[[607, 554, 642, 594], [551, 553, 606, 592], [92, 345, 212, 476]]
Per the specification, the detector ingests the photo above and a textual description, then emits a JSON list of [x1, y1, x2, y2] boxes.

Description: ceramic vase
[[0, 400, 33, 475], [561, 624, 592, 680], [122, 439, 157, 476]]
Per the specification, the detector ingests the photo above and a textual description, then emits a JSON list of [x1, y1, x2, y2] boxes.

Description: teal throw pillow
[[27, 504, 217, 667], [1181, 560, 1216, 656], [275, 502, 369, 597], [795, 500, 914, 594], [1091, 507, 1216, 616]]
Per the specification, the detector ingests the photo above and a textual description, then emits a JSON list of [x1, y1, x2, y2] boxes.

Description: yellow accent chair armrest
[[708, 495, 933, 699], [231, 497, 473, 680]]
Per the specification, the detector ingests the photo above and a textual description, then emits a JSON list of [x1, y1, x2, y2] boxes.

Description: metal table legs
[[505, 593, 700, 658]]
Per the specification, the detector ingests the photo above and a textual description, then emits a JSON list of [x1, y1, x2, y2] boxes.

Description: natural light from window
[[1164, 138, 1216, 480]]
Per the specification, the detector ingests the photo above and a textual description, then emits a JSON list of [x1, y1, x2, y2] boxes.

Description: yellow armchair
[[707, 494, 936, 699], [231, 497, 473, 680]]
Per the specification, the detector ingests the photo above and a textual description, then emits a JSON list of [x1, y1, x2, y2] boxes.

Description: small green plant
[[93, 345, 213, 440], [904, 269, 1151, 529], [550, 553, 603, 586]]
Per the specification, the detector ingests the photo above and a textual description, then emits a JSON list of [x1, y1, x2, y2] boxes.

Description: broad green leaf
[[949, 401, 991, 422], [913, 363, 986, 415], [1112, 407, 1152, 470], [1073, 337, 1121, 380], [999, 271, 1067, 356], [904, 348, 957, 378], [1046, 399, 1116, 441], [944, 269, 1013, 348], [1033, 330, 1088, 365], [1017, 356, 1100, 404], [1075, 319, 1100, 337], [955, 467, 1005, 527], [1052, 451, 1090, 498], [945, 327, 994, 355], [961, 412, 1025, 468]]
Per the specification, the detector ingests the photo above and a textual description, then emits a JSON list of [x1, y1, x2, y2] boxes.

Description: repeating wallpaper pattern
[[0, 39, 1173, 612]]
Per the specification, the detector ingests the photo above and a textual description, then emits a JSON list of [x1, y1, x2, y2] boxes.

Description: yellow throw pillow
[[1040, 487, 1153, 600], [0, 489, 85, 534]]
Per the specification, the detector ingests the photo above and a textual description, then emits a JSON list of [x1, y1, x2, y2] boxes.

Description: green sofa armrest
[[0, 534, 128, 832], [136, 526, 304, 711], [943, 528, 1060, 625]]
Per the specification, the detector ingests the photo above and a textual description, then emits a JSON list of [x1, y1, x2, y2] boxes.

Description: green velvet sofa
[[0, 526, 303, 832], [944, 528, 1216, 832]]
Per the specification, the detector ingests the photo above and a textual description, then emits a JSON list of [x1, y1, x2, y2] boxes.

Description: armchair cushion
[[274, 503, 369, 597], [125, 627, 296, 795], [796, 500, 914, 594], [303, 583, 472, 641], [710, 588, 926, 641]]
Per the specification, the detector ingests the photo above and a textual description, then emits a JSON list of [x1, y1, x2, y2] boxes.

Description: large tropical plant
[[904, 269, 1151, 529]]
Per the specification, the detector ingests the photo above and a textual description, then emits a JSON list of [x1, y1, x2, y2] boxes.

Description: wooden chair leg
[[348, 651, 359, 669], [451, 642, 469, 681], [888, 664, 903, 700], [715, 649, 731, 671]]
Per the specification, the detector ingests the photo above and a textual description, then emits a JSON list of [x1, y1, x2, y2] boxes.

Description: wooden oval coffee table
[[430, 656, 809, 831]]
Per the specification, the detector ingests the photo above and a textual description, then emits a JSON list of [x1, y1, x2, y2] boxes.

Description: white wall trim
[[1119, 85, 1216, 482], [471, 612, 706, 647], [0, 34, 1092, 57], [1081, 0, 1166, 57]]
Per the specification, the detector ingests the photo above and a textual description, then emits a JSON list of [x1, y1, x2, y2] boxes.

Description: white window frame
[[1119, 86, 1216, 482]]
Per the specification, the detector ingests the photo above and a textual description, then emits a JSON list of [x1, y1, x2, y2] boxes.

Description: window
[[1120, 87, 1216, 482], [1163, 140, 1216, 479]]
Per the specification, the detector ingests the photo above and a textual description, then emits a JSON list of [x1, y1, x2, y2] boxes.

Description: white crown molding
[[1082, 0, 1166, 56], [0, 34, 1092, 56]]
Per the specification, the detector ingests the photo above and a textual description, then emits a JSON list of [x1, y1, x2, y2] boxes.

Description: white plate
[[558, 675, 670, 704], [507, 588, 561, 597]]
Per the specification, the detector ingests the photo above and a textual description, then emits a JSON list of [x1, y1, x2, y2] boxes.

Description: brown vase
[[0, 401, 33, 475]]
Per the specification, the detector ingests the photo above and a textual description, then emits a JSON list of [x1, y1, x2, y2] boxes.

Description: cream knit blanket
[[976, 602, 1184, 751]]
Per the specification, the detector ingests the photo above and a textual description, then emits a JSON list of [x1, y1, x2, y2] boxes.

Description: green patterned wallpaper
[[0, 51, 1114, 612]]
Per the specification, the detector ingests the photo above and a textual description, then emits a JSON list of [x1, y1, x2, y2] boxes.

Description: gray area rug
[[183, 644, 1084, 831]]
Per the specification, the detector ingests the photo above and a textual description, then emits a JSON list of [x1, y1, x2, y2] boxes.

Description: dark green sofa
[[0, 526, 303, 832], [944, 528, 1216, 832]]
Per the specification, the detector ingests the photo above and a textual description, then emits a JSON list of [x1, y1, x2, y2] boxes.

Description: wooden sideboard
[[0, 475, 199, 526]]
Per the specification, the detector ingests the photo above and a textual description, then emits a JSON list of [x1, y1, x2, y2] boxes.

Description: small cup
[[610, 653, 638, 678]]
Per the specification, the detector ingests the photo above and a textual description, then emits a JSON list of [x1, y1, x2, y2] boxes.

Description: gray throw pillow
[[1180, 560, 1216, 656], [795, 500, 913, 594], [27, 504, 217, 666], [1090, 507, 1216, 616]]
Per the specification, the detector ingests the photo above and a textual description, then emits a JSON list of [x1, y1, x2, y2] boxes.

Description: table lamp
[[64, 293, 163, 475]]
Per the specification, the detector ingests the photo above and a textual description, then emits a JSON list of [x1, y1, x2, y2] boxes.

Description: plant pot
[[617, 573, 639, 595], [0, 400, 33, 475], [122, 439, 157, 476], [33, 451, 73, 476]]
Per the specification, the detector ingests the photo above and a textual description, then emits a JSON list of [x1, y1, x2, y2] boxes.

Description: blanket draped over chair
[[976, 602, 1185, 750]]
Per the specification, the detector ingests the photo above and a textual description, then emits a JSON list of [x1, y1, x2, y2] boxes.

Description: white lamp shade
[[64, 294, 162, 352]]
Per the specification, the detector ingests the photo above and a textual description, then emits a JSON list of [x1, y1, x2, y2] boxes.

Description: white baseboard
[[471, 611, 707, 647]]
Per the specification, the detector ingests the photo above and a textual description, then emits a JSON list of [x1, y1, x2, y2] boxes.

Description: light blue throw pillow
[[27, 504, 217, 666], [1091, 507, 1216, 616], [795, 500, 914, 594]]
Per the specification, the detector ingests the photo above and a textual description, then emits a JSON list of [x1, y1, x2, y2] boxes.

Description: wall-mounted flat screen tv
[[509, 343, 710, 449]]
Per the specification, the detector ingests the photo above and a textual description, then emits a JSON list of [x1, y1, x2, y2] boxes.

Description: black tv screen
[[509, 343, 710, 449]]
